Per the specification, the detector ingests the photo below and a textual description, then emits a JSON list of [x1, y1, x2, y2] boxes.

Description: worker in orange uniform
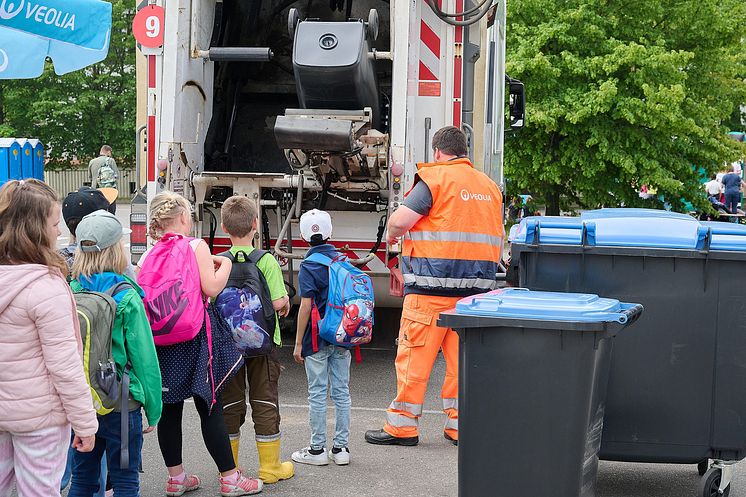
[[365, 126, 504, 447]]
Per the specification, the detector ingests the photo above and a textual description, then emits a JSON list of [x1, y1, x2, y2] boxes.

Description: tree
[[0, 0, 136, 168], [505, 0, 746, 214]]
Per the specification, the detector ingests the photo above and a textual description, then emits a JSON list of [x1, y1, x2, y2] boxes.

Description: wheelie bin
[[509, 208, 746, 497], [439, 288, 643, 497]]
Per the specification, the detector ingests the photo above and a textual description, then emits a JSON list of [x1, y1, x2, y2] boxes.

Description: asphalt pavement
[[50, 203, 746, 496], [57, 346, 746, 497]]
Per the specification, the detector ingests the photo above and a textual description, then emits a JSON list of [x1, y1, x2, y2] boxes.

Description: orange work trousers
[[384, 293, 461, 440]]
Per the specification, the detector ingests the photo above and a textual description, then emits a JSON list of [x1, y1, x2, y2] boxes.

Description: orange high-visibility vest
[[401, 158, 504, 294]]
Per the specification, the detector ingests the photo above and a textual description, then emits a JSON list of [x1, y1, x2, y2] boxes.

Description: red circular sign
[[133, 5, 165, 48]]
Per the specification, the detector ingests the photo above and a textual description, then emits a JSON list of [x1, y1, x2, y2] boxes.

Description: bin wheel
[[698, 460, 709, 476], [698, 467, 730, 497]]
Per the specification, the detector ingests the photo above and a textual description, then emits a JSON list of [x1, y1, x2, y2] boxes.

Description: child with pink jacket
[[0, 179, 98, 497]]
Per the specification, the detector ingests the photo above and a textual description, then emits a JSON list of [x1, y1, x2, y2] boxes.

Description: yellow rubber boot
[[230, 437, 240, 467], [256, 439, 294, 484]]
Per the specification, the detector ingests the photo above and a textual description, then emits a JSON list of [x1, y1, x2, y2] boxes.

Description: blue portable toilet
[[0, 138, 13, 186], [27, 139, 44, 180], [3, 138, 22, 180], [18, 139, 34, 180]]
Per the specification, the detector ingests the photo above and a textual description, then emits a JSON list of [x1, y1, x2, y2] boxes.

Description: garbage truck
[[132, 0, 524, 306]]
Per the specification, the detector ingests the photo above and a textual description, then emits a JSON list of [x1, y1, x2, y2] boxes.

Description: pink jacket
[[0, 265, 98, 436]]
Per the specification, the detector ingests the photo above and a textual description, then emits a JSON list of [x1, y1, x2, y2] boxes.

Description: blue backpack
[[306, 253, 374, 351]]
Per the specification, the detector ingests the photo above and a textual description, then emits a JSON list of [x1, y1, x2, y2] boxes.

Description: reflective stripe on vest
[[402, 159, 503, 293], [386, 411, 419, 428], [442, 397, 458, 411], [408, 231, 503, 248], [389, 401, 424, 417], [444, 417, 459, 431], [403, 274, 496, 290]]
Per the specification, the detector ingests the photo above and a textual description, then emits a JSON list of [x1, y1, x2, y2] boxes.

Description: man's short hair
[[221, 196, 258, 238], [100, 145, 112, 155], [431, 126, 468, 157]]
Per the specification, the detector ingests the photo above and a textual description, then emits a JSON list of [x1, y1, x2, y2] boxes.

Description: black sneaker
[[364, 429, 419, 446]]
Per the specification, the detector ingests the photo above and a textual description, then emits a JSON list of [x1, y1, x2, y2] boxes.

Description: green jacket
[[71, 273, 162, 426]]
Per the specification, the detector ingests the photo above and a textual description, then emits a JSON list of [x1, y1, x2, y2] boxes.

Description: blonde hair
[[221, 196, 257, 238], [0, 179, 67, 275], [72, 240, 128, 279], [148, 191, 191, 241]]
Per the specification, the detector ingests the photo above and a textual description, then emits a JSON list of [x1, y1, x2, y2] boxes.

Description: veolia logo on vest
[[0, 0, 76, 30], [460, 189, 493, 202]]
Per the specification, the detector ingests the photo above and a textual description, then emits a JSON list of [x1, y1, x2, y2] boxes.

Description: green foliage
[[0, 0, 136, 169], [505, 0, 746, 214]]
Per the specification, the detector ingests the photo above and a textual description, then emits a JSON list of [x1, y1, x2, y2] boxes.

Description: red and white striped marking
[[147, 54, 156, 183], [418, 0, 442, 96]]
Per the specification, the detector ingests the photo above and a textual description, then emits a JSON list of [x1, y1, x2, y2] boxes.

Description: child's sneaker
[[219, 472, 263, 496], [329, 446, 350, 465], [165, 474, 200, 496], [291, 446, 329, 466]]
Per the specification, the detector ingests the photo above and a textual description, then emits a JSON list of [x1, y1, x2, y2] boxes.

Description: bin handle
[[525, 219, 585, 245]]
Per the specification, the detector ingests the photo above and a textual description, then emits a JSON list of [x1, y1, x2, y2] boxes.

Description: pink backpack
[[138, 233, 208, 346]]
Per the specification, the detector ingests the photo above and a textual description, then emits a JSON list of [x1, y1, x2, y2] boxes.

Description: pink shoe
[[165, 474, 201, 496], [220, 472, 264, 496]]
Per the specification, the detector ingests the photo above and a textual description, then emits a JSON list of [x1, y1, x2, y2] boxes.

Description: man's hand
[[143, 424, 157, 434], [72, 434, 95, 453], [293, 343, 304, 364], [387, 205, 423, 246]]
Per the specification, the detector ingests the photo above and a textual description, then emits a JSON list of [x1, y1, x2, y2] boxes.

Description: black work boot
[[444, 432, 458, 446], [364, 429, 419, 446]]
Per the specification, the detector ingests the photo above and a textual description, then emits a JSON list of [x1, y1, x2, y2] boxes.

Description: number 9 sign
[[133, 5, 165, 48]]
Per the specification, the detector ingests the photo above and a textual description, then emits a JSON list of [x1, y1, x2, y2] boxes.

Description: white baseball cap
[[300, 209, 333, 242]]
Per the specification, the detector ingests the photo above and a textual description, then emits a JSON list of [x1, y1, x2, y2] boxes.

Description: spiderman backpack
[[306, 253, 374, 352]]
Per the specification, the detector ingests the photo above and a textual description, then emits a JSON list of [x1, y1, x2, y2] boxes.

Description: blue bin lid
[[455, 288, 635, 323], [511, 208, 746, 252]]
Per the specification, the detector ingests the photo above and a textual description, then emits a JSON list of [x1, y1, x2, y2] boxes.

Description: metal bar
[[197, 47, 273, 62], [424, 117, 432, 162], [135, 124, 146, 191]]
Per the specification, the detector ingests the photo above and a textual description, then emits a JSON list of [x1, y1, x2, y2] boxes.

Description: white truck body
[[133, 0, 510, 307]]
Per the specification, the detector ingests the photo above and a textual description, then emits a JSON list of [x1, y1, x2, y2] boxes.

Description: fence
[[44, 168, 139, 200]]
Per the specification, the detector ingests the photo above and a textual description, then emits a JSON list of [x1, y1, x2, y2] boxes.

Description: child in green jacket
[[68, 210, 162, 497]]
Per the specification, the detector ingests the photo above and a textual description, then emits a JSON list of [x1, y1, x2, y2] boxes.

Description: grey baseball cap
[[77, 210, 131, 253]]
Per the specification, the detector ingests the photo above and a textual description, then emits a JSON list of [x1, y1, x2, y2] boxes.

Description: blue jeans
[[304, 344, 351, 449], [68, 409, 143, 497], [725, 192, 741, 217], [60, 437, 107, 496]]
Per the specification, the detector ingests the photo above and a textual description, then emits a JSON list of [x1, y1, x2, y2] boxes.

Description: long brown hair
[[0, 179, 67, 274]]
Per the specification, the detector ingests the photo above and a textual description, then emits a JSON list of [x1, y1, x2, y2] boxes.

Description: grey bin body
[[439, 289, 642, 497], [511, 209, 746, 464], [292, 20, 380, 129]]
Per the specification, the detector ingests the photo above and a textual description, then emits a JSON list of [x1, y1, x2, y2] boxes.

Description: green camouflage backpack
[[97, 158, 117, 188]]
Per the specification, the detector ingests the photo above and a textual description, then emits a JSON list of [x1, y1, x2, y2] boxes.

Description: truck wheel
[[367, 9, 379, 41], [698, 468, 730, 497], [288, 8, 300, 39], [698, 460, 709, 476]]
